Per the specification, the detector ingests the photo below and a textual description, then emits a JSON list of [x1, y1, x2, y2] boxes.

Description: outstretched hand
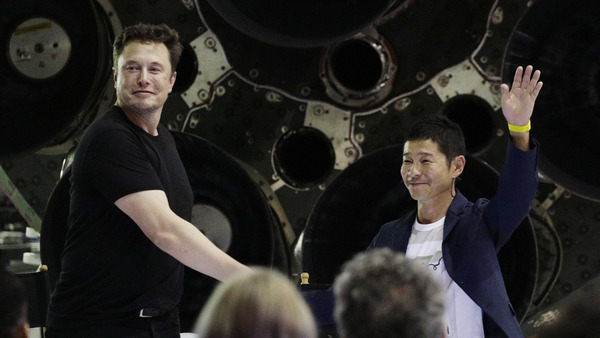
[[500, 65, 543, 126]]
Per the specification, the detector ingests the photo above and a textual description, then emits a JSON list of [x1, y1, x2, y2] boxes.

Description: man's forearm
[[116, 190, 250, 281], [151, 216, 250, 281]]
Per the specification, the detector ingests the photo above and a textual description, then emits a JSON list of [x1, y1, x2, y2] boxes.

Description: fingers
[[526, 69, 541, 93], [531, 81, 543, 100], [520, 65, 533, 89], [512, 66, 523, 89], [500, 83, 510, 98], [509, 65, 542, 96]]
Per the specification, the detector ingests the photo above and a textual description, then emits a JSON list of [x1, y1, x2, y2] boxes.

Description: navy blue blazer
[[368, 140, 538, 338]]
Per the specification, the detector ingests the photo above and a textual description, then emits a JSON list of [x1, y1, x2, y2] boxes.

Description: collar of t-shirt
[[414, 216, 445, 232]]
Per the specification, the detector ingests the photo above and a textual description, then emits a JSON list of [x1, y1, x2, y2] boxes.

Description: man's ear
[[452, 155, 466, 178], [168, 71, 177, 93]]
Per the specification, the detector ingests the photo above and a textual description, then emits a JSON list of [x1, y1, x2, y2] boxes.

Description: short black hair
[[405, 114, 466, 167], [113, 23, 184, 73]]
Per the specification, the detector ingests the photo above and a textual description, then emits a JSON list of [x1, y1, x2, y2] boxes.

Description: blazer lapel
[[443, 190, 468, 240], [441, 190, 468, 275], [395, 210, 416, 252]]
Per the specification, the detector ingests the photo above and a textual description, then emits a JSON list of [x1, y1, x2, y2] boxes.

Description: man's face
[[401, 139, 459, 203], [113, 41, 176, 115]]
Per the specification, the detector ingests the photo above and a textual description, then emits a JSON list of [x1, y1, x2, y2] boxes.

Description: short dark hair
[[113, 23, 184, 73], [406, 114, 465, 167], [333, 248, 445, 338], [0, 271, 27, 338]]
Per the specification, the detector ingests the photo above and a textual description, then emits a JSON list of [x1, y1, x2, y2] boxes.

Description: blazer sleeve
[[483, 137, 539, 249]]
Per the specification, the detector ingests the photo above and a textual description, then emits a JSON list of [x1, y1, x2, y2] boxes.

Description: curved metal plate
[[502, 0, 600, 200], [0, 0, 112, 157], [169, 131, 291, 330], [204, 0, 397, 48]]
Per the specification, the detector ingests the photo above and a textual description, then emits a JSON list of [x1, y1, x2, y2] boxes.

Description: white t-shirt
[[405, 217, 484, 338]]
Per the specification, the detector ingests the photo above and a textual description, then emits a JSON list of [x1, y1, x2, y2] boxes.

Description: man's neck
[[118, 104, 161, 136], [416, 193, 454, 224]]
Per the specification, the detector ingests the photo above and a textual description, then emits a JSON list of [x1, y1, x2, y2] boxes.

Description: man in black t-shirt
[[46, 23, 249, 338]]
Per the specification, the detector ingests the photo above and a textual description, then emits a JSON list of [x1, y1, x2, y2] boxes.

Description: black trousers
[[45, 308, 180, 338]]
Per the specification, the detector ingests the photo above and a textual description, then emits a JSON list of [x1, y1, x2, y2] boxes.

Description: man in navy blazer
[[303, 65, 542, 337], [368, 65, 542, 338]]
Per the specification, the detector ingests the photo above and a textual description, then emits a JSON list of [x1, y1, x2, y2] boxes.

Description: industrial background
[[1, 0, 598, 334]]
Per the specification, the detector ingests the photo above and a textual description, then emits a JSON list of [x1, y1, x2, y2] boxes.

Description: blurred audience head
[[333, 248, 445, 338], [0, 270, 29, 338], [195, 267, 317, 338]]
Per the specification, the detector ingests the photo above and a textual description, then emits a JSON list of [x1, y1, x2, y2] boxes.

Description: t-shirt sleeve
[[81, 128, 164, 203]]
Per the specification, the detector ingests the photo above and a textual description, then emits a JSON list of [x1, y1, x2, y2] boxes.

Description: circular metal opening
[[172, 43, 198, 94], [441, 95, 495, 154], [8, 18, 72, 80], [321, 33, 396, 107], [204, 0, 395, 48], [329, 39, 383, 92], [272, 127, 335, 189], [191, 204, 232, 252], [1, 1, 113, 158]]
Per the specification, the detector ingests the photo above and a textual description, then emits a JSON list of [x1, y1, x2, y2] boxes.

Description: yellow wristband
[[507, 120, 531, 133]]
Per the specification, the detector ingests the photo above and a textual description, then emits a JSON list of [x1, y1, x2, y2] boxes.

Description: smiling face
[[401, 139, 464, 204], [113, 41, 176, 116]]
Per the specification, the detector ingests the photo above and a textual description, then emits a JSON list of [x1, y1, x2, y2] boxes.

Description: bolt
[[204, 37, 216, 49], [345, 147, 356, 157], [438, 75, 450, 87], [313, 105, 324, 116], [394, 97, 411, 111], [197, 90, 209, 100]]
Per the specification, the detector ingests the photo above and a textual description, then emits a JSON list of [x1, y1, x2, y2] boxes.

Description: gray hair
[[333, 248, 445, 338]]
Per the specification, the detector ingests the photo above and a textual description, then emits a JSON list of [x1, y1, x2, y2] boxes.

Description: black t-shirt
[[47, 106, 193, 328]]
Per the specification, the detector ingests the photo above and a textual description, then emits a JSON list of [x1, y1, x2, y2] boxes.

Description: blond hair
[[195, 267, 317, 338]]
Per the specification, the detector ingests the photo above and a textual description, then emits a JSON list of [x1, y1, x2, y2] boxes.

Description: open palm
[[500, 65, 543, 126]]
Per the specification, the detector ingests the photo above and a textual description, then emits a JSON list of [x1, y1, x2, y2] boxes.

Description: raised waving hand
[[500, 65, 543, 127]]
